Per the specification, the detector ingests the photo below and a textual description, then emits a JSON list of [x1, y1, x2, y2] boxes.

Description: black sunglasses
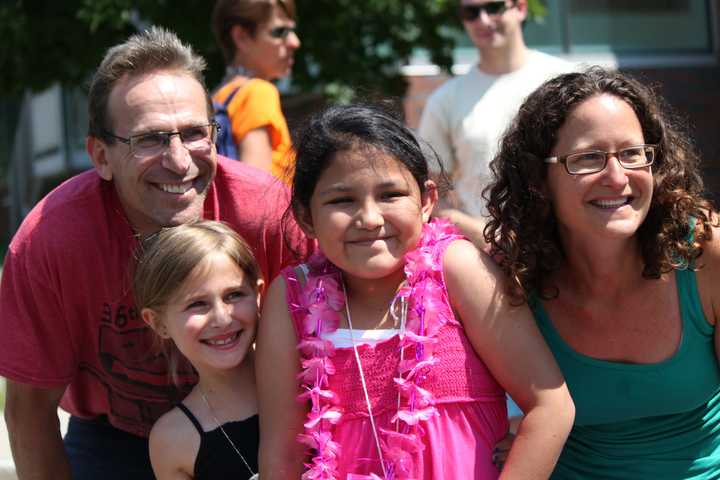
[[458, 1, 511, 21], [269, 25, 296, 39]]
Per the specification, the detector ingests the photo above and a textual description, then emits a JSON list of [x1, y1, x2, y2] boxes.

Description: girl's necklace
[[341, 279, 388, 477], [199, 388, 258, 479], [341, 278, 409, 478]]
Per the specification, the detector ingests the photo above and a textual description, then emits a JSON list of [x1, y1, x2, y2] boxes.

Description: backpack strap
[[218, 75, 249, 108], [221, 83, 242, 108], [213, 80, 248, 160]]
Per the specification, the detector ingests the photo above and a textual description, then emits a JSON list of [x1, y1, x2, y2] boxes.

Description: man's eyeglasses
[[103, 122, 219, 158], [458, 1, 512, 21], [269, 25, 296, 40], [544, 144, 657, 175]]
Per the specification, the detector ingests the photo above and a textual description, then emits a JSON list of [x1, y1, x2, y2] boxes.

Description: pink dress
[[283, 221, 508, 479]]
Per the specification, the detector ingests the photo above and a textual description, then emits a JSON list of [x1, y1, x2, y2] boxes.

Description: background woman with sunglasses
[[212, 0, 300, 182], [483, 66, 720, 479]]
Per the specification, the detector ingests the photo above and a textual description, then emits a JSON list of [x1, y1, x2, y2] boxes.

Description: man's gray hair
[[88, 26, 212, 140]]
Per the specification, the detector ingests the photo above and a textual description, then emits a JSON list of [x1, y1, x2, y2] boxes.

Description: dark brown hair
[[484, 66, 714, 303], [212, 0, 296, 64]]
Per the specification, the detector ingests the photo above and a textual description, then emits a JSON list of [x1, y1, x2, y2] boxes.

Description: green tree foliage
[[0, 0, 547, 100], [292, 0, 458, 100], [0, 0, 223, 97], [0, 1, 133, 97]]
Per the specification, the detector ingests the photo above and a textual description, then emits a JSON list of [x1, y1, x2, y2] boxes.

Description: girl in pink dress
[[256, 104, 574, 479]]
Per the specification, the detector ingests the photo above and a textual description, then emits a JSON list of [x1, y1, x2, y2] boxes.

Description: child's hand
[[493, 431, 516, 470]]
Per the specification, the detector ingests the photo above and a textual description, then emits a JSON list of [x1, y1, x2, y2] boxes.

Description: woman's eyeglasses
[[269, 25, 296, 40], [458, 1, 512, 21], [545, 145, 657, 175]]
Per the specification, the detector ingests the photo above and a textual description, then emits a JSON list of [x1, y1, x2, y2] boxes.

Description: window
[[526, 0, 714, 54], [445, 0, 715, 65]]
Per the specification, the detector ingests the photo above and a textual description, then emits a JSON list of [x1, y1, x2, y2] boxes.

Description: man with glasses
[[0, 27, 305, 479], [419, 0, 574, 219]]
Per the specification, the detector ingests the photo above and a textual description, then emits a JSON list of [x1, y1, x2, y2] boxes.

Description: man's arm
[[5, 380, 71, 480]]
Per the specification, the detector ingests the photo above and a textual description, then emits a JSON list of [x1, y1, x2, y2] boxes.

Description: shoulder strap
[[177, 403, 204, 436], [294, 264, 309, 288], [282, 264, 310, 339], [220, 76, 250, 109], [687, 216, 698, 243], [222, 83, 243, 108]]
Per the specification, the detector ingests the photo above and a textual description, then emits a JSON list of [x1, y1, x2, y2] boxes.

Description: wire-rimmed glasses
[[103, 122, 219, 158], [544, 144, 657, 175]]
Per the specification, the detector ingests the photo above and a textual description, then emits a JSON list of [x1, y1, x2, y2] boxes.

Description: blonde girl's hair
[[132, 220, 262, 385]]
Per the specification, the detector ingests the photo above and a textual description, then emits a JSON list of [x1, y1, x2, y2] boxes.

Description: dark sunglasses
[[458, 1, 511, 21], [269, 25, 296, 39]]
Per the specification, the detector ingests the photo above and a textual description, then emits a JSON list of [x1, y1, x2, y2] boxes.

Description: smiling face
[[234, 3, 300, 80], [461, 0, 526, 52], [88, 70, 216, 236], [546, 94, 654, 243], [143, 252, 261, 374], [302, 149, 436, 283]]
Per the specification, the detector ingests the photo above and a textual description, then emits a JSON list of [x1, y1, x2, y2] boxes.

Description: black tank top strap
[[176, 403, 205, 437]]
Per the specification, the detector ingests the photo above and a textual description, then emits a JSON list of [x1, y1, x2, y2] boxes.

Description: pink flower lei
[[292, 219, 459, 480]]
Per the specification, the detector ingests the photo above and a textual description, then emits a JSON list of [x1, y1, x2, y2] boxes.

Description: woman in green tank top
[[478, 67, 720, 479]]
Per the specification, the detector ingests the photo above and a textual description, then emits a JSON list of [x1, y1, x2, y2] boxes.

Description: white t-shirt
[[418, 50, 575, 217]]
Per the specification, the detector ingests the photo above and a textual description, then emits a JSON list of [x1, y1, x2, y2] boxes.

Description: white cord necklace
[[342, 278, 410, 478], [389, 294, 408, 430], [200, 388, 258, 480]]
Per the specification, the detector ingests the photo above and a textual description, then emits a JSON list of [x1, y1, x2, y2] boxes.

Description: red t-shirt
[[0, 156, 308, 436]]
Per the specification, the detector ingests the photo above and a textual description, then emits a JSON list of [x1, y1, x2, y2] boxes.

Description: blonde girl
[[134, 220, 263, 480]]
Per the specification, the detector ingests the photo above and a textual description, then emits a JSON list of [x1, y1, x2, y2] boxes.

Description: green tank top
[[532, 267, 720, 479]]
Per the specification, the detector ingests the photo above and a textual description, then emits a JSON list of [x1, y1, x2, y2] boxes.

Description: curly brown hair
[[484, 66, 714, 303]]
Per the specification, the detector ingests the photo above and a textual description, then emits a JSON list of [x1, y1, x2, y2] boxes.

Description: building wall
[[626, 65, 720, 197]]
